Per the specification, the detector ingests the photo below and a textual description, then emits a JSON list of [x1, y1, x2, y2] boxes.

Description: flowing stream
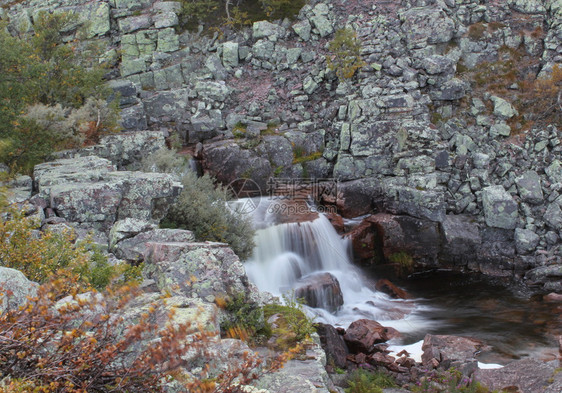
[[239, 198, 561, 363]]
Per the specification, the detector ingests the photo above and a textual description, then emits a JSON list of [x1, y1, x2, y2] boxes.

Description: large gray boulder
[[55, 131, 166, 169], [421, 334, 490, 374], [34, 156, 182, 232], [202, 141, 272, 193], [475, 359, 561, 393], [481, 186, 518, 229], [112, 227, 195, 262], [0, 267, 38, 314], [143, 241, 260, 303], [441, 215, 482, 264], [400, 6, 455, 49]]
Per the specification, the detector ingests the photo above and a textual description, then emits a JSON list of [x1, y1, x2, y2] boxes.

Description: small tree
[[327, 28, 366, 81], [0, 12, 117, 173]]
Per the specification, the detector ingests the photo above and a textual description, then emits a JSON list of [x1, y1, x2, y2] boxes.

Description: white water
[[241, 198, 435, 332]]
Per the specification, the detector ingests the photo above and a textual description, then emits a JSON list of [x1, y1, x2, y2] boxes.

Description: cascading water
[[242, 198, 433, 332]]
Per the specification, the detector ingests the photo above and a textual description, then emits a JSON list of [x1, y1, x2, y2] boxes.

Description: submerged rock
[[293, 272, 344, 312]]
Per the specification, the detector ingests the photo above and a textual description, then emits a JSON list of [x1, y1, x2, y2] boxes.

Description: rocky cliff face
[[2, 0, 562, 291]]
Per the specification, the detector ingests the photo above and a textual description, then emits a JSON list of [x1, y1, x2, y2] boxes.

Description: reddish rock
[[271, 199, 319, 224], [345, 218, 377, 261], [343, 319, 400, 354], [375, 279, 411, 299], [326, 212, 345, 234], [396, 356, 416, 368], [368, 352, 395, 367], [544, 292, 562, 302]]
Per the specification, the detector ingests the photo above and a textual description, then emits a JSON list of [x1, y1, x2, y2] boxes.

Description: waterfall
[[242, 198, 432, 332]]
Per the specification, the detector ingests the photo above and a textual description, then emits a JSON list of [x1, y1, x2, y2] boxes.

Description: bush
[[0, 208, 135, 294], [519, 64, 562, 130], [345, 369, 397, 393], [219, 293, 269, 341], [0, 12, 116, 173], [0, 281, 279, 393], [327, 28, 366, 81], [162, 171, 255, 260], [263, 294, 315, 350], [140, 147, 190, 177]]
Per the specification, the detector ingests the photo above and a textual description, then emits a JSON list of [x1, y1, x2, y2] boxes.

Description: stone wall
[[3, 0, 562, 291]]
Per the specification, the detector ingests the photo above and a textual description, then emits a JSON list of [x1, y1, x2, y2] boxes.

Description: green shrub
[[140, 147, 189, 177], [263, 294, 315, 350], [219, 293, 269, 341], [0, 12, 116, 173], [327, 28, 366, 81], [389, 251, 414, 276], [162, 171, 255, 260], [0, 207, 136, 294], [261, 0, 306, 20], [345, 369, 397, 393]]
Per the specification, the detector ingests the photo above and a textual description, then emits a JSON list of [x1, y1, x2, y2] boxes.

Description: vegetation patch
[[344, 369, 397, 393], [263, 295, 315, 350], [178, 0, 304, 32], [388, 251, 414, 277], [162, 171, 255, 260], [327, 27, 366, 81], [0, 12, 118, 174], [410, 367, 500, 393]]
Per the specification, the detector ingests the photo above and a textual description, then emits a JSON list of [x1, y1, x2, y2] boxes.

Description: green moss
[[292, 151, 322, 165]]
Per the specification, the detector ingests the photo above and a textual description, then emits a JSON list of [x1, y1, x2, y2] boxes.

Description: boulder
[[475, 358, 561, 393], [315, 323, 349, 369], [202, 141, 272, 193], [34, 156, 182, 232], [344, 319, 399, 354], [491, 96, 518, 119], [400, 6, 455, 49], [481, 186, 518, 229], [253, 333, 335, 392], [514, 228, 540, 254], [387, 186, 446, 223], [370, 213, 441, 266], [544, 202, 562, 230], [335, 178, 380, 218], [421, 334, 490, 373], [143, 241, 260, 303], [0, 267, 38, 314], [109, 218, 157, 250], [440, 215, 482, 265], [56, 131, 166, 169], [375, 279, 410, 300], [113, 228, 194, 262], [516, 170, 544, 204], [253, 20, 284, 41], [345, 218, 377, 262], [293, 273, 344, 312]]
